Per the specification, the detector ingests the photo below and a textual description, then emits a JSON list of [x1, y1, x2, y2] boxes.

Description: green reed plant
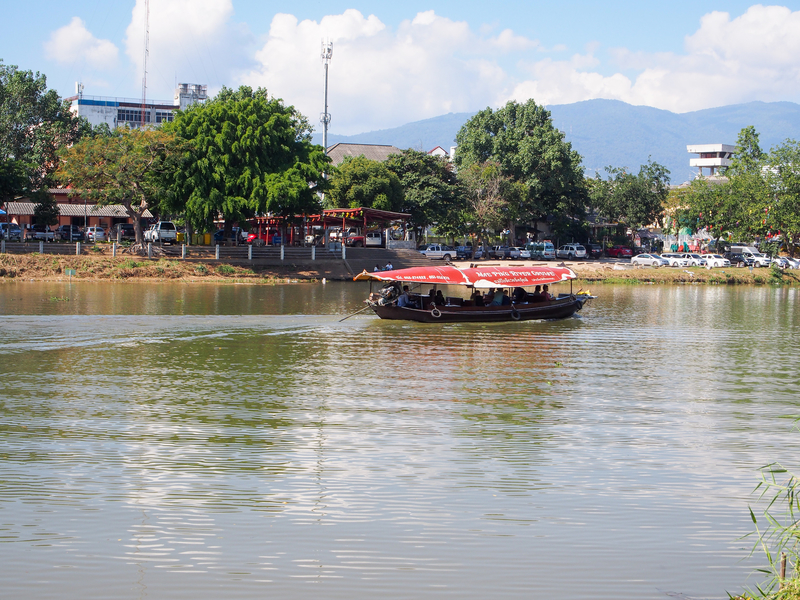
[[741, 420, 800, 599]]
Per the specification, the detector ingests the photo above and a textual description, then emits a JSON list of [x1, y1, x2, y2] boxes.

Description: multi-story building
[[687, 143, 736, 177], [67, 83, 208, 129]]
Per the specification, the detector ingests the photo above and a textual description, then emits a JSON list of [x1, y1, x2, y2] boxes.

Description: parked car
[[514, 247, 531, 259], [213, 227, 246, 244], [606, 245, 633, 258], [680, 253, 707, 267], [56, 224, 84, 241], [143, 221, 178, 243], [556, 244, 586, 259], [365, 231, 384, 247], [631, 253, 670, 267], [456, 245, 473, 259], [725, 252, 755, 267], [0, 222, 23, 241], [111, 223, 135, 241], [661, 252, 691, 267], [585, 243, 604, 259], [490, 246, 513, 259], [526, 241, 556, 260], [420, 244, 458, 261], [85, 226, 106, 242], [784, 257, 800, 269], [700, 254, 731, 268], [30, 224, 55, 241]]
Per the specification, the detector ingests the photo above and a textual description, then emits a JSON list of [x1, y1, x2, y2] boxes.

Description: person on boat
[[483, 288, 495, 305], [435, 290, 446, 305], [512, 287, 527, 303], [542, 285, 552, 301], [471, 290, 485, 306], [490, 289, 507, 306], [530, 285, 543, 302], [397, 285, 411, 308]]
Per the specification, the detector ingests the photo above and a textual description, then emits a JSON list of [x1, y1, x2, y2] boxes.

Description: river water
[[1, 281, 799, 600]]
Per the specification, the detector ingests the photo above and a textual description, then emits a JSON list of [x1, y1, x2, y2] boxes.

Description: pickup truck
[[143, 221, 178, 243], [29, 224, 55, 241], [420, 244, 457, 261]]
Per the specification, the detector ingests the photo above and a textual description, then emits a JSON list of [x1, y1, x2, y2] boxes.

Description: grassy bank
[[2, 253, 799, 286], [0, 254, 321, 283]]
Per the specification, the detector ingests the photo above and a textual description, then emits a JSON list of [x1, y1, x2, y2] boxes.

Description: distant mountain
[[313, 99, 800, 185]]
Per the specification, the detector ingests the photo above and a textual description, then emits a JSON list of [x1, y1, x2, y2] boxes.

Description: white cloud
[[124, 0, 252, 101], [44, 17, 119, 70], [507, 5, 800, 113], [240, 10, 528, 134]]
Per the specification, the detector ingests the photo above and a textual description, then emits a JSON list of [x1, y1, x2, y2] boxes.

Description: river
[[1, 281, 799, 599]]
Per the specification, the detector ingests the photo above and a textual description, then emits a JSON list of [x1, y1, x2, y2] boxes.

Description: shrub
[[217, 264, 235, 275]]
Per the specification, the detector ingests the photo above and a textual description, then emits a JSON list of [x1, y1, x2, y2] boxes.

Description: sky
[[3, 1, 800, 135]]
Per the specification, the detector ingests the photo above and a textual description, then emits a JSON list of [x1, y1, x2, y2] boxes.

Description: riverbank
[[1, 253, 798, 285]]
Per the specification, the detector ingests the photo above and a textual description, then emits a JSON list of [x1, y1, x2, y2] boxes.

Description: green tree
[[765, 139, 800, 256], [384, 149, 462, 235], [57, 128, 183, 244], [668, 179, 740, 250], [0, 61, 89, 189], [594, 158, 671, 234], [31, 188, 59, 226], [454, 99, 587, 240], [326, 155, 403, 211], [458, 161, 525, 249], [167, 86, 328, 235]]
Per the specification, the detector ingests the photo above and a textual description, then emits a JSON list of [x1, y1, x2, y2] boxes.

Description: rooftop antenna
[[320, 40, 333, 154], [140, 0, 150, 128]]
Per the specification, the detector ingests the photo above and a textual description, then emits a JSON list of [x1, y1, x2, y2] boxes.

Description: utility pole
[[141, 0, 150, 128], [320, 40, 333, 154]]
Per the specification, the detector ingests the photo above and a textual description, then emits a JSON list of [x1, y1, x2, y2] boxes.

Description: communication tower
[[320, 40, 333, 154]]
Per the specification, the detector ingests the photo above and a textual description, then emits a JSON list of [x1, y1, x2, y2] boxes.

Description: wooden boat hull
[[370, 296, 585, 323]]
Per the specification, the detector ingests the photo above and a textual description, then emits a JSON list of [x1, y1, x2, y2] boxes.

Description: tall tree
[[594, 158, 671, 233], [167, 86, 328, 235], [384, 149, 462, 235], [57, 128, 183, 244], [454, 99, 587, 240], [31, 189, 59, 226], [0, 61, 89, 189], [765, 139, 800, 256], [458, 161, 524, 249], [326, 156, 403, 211]]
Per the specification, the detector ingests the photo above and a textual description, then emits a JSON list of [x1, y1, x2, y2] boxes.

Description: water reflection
[[1, 282, 799, 599]]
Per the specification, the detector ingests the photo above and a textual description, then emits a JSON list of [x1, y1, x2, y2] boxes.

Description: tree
[[167, 86, 328, 235], [0, 61, 89, 189], [668, 178, 739, 250], [455, 99, 587, 241], [458, 161, 524, 249], [765, 139, 800, 256], [594, 158, 671, 234], [384, 149, 462, 235], [31, 189, 59, 226], [57, 128, 183, 245], [326, 155, 403, 211]]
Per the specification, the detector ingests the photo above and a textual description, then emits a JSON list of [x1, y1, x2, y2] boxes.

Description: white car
[[556, 244, 586, 259], [784, 257, 800, 269], [631, 253, 669, 267], [700, 254, 731, 268], [85, 226, 106, 242], [661, 253, 691, 267], [680, 253, 707, 267], [514, 247, 531, 259]]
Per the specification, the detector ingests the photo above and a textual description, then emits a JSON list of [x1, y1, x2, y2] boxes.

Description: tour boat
[[353, 264, 594, 323]]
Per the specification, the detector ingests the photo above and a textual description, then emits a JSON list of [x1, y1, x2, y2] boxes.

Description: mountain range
[[312, 99, 800, 185]]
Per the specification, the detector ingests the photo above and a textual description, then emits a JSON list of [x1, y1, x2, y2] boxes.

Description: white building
[[687, 143, 736, 177], [67, 83, 208, 129]]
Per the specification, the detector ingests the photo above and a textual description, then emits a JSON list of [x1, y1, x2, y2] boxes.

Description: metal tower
[[320, 40, 333, 154], [140, 0, 150, 128]]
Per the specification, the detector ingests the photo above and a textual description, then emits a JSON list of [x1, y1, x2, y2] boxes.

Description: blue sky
[[2, 1, 799, 134]]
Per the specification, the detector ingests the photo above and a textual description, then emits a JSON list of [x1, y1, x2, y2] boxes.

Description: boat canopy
[[354, 265, 575, 289]]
